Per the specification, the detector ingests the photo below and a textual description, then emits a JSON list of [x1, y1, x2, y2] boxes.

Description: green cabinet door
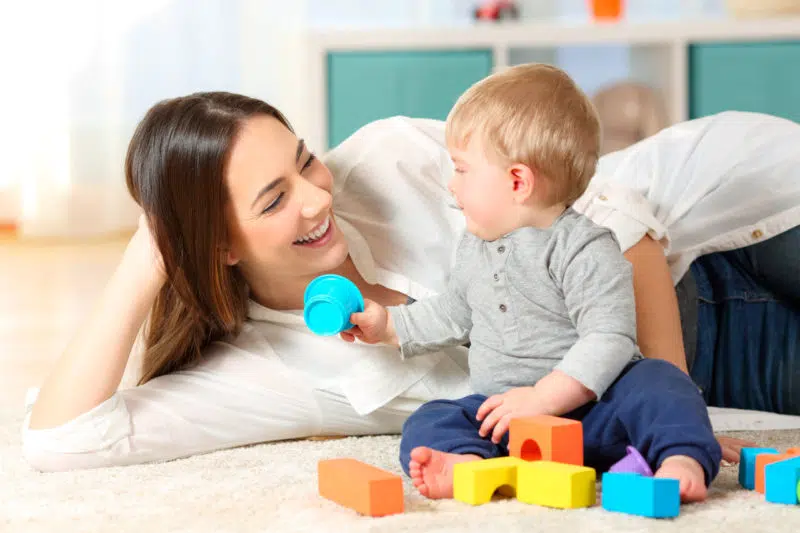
[[690, 41, 800, 122], [327, 49, 493, 148]]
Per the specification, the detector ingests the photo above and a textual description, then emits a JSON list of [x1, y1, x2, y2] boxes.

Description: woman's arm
[[623, 235, 689, 373], [28, 217, 166, 430], [23, 340, 325, 471]]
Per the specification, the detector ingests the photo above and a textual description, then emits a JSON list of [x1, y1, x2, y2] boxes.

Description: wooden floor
[[0, 239, 127, 410]]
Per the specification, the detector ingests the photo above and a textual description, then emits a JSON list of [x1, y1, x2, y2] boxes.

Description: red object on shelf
[[590, 0, 624, 20], [474, 1, 519, 21], [0, 222, 17, 237]]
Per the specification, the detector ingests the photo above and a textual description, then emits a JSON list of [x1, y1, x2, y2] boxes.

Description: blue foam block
[[739, 447, 778, 490], [601, 473, 680, 518], [765, 456, 800, 505]]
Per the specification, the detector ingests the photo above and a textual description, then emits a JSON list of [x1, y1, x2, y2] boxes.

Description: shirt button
[[497, 245, 506, 254], [493, 273, 499, 281], [499, 304, 507, 312], [752, 229, 764, 239], [598, 195, 608, 201]]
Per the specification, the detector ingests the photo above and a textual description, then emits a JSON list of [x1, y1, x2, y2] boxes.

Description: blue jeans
[[400, 359, 722, 485], [690, 226, 800, 414]]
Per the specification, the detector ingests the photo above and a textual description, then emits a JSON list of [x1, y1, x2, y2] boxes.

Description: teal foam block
[[765, 456, 800, 505], [601, 473, 680, 518], [739, 448, 778, 490]]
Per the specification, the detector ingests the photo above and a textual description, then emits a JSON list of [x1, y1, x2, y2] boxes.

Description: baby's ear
[[509, 163, 535, 202]]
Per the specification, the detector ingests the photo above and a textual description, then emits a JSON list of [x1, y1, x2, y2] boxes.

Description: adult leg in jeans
[[689, 226, 800, 414], [736, 226, 800, 306]]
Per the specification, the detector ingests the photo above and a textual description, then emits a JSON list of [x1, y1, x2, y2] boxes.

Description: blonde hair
[[446, 63, 600, 205]]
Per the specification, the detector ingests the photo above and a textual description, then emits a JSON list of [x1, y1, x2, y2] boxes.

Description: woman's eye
[[301, 153, 316, 172], [262, 192, 285, 214]]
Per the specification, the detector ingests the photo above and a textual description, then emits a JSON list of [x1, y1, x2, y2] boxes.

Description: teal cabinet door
[[690, 41, 800, 122], [327, 50, 493, 148]]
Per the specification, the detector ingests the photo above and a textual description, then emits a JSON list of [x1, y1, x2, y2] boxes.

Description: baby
[[342, 63, 721, 503]]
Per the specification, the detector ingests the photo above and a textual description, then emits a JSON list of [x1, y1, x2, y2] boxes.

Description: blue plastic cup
[[303, 274, 365, 336], [608, 446, 653, 477]]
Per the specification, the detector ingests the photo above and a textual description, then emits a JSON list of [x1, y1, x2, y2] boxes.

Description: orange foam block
[[318, 458, 404, 517], [509, 415, 583, 465], [756, 449, 800, 494]]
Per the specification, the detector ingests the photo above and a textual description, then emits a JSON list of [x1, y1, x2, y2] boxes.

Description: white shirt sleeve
[[571, 181, 669, 255], [21, 337, 324, 472]]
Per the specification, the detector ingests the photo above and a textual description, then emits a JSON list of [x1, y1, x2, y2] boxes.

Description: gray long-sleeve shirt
[[389, 208, 640, 398]]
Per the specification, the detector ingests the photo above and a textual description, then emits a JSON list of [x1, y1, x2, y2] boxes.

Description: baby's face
[[447, 137, 518, 241]]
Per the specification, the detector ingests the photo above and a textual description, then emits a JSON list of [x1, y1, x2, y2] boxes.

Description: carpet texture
[[2, 409, 799, 533]]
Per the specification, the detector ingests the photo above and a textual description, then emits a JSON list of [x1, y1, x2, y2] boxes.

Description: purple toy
[[609, 446, 653, 476]]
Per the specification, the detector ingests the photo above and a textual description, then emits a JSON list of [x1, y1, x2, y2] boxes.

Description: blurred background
[[0, 0, 799, 240]]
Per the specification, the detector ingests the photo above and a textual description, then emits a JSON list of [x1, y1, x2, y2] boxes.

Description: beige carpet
[[2, 409, 799, 533]]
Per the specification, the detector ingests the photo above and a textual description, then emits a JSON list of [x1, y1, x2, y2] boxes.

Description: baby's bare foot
[[408, 447, 481, 499], [655, 455, 708, 503]]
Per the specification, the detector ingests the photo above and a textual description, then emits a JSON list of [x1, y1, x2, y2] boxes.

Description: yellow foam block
[[453, 457, 526, 505], [517, 460, 596, 509]]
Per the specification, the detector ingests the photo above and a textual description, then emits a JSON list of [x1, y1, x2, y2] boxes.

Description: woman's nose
[[300, 182, 332, 219]]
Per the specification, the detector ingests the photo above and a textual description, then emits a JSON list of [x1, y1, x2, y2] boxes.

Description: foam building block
[[508, 415, 583, 465], [516, 460, 596, 509], [739, 448, 778, 489], [756, 449, 800, 494], [601, 473, 680, 518], [453, 456, 525, 505], [318, 458, 404, 517], [765, 456, 800, 505]]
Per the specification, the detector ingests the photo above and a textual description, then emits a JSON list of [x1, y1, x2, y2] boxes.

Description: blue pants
[[400, 359, 722, 485], [690, 226, 800, 414]]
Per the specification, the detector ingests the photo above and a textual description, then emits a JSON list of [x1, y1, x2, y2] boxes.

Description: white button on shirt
[[22, 112, 800, 471]]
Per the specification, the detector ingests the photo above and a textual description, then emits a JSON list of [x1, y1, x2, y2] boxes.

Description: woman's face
[[224, 115, 349, 282]]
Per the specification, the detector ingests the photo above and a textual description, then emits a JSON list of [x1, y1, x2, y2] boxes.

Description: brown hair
[[125, 92, 292, 384], [446, 63, 600, 205]]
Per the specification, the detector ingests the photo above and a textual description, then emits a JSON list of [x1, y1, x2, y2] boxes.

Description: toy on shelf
[[304, 274, 364, 336], [601, 472, 679, 518], [473, 1, 519, 21], [609, 445, 654, 476], [590, 0, 624, 20], [592, 82, 668, 156], [318, 458, 404, 517]]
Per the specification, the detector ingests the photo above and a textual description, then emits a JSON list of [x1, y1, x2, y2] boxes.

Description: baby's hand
[[340, 299, 397, 345], [476, 387, 541, 444]]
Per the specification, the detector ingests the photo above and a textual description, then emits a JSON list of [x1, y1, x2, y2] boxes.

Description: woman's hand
[[340, 299, 398, 346], [717, 435, 758, 464], [29, 212, 170, 429], [130, 214, 166, 281]]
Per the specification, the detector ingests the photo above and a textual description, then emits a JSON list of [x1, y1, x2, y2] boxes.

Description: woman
[[24, 93, 796, 472]]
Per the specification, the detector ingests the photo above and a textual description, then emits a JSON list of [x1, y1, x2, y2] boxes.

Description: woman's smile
[[293, 215, 333, 247]]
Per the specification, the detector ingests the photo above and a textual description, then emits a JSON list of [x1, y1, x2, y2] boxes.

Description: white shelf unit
[[300, 17, 800, 152]]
